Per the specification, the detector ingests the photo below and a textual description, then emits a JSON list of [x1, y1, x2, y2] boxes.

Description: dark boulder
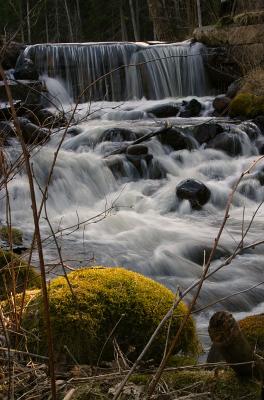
[[17, 117, 50, 144], [179, 99, 202, 118], [126, 145, 153, 170], [126, 144, 148, 156], [213, 95, 231, 115], [176, 179, 211, 209], [146, 103, 179, 118], [100, 128, 137, 142], [14, 58, 39, 81], [33, 109, 66, 128], [158, 128, 194, 151], [207, 132, 242, 156], [0, 101, 21, 120], [193, 123, 224, 144], [67, 126, 82, 136]]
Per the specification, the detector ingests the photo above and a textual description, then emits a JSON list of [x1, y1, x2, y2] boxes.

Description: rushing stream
[[2, 42, 264, 346]]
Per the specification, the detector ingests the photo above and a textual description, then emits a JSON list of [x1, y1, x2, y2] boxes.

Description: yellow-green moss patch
[[239, 314, 264, 356], [229, 92, 264, 117], [22, 267, 199, 365], [0, 249, 41, 299]]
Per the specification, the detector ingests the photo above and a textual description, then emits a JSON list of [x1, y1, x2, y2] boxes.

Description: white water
[[2, 97, 264, 323], [19, 41, 209, 101]]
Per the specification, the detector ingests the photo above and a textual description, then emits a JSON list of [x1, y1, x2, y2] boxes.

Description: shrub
[[0, 225, 23, 245], [22, 267, 199, 364], [229, 92, 264, 117], [0, 249, 41, 299]]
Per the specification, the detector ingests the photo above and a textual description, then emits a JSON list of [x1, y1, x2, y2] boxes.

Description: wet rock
[[17, 117, 50, 144], [105, 155, 126, 178], [146, 103, 179, 118], [193, 123, 224, 144], [179, 99, 202, 118], [239, 122, 259, 141], [213, 95, 231, 115], [67, 126, 82, 136], [253, 115, 264, 134], [0, 81, 42, 104], [158, 128, 194, 151], [34, 109, 66, 128], [126, 144, 148, 156], [207, 132, 242, 156], [14, 58, 39, 81], [176, 179, 211, 209], [0, 121, 15, 144], [226, 81, 240, 99], [101, 128, 137, 142]]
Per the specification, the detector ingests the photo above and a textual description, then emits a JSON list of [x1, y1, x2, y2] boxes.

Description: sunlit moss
[[229, 92, 264, 118], [239, 314, 264, 356], [22, 267, 199, 365]]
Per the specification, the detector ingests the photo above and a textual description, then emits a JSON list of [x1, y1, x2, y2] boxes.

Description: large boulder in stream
[[158, 128, 194, 151], [146, 103, 179, 118], [21, 267, 199, 364], [213, 95, 231, 115], [14, 58, 39, 81], [176, 179, 211, 209], [206, 132, 242, 156], [17, 117, 50, 144]]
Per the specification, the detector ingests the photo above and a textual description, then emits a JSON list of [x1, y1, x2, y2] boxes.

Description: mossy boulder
[[22, 267, 199, 365], [0, 225, 23, 246], [0, 249, 41, 299], [239, 314, 264, 356], [229, 92, 264, 118]]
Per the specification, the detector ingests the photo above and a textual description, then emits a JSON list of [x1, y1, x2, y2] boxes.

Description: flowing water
[[4, 42, 264, 346]]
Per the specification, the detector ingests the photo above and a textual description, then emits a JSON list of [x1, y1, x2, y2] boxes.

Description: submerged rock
[[207, 132, 242, 156], [126, 144, 148, 156], [100, 127, 137, 142], [176, 179, 211, 209], [179, 99, 202, 118], [146, 102, 179, 118], [158, 128, 194, 151]]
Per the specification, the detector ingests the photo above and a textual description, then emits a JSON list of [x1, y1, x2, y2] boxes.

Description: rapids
[[3, 42, 264, 345]]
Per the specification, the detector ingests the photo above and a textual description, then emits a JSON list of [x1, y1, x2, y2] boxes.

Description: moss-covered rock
[[0, 225, 23, 246], [0, 249, 41, 299], [229, 92, 264, 118], [22, 267, 199, 365], [239, 314, 264, 356]]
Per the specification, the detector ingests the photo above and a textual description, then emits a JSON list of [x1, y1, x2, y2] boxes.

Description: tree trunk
[[208, 311, 264, 380], [129, 0, 140, 41], [26, 0, 31, 43], [147, 0, 176, 41], [120, 0, 128, 41], [196, 0, 202, 27], [64, 0, 74, 42]]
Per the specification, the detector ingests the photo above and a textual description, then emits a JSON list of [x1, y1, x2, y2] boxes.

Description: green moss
[[234, 11, 264, 26], [239, 314, 264, 356], [22, 267, 199, 365], [0, 249, 41, 299], [0, 225, 23, 245], [229, 92, 264, 118], [165, 369, 261, 399]]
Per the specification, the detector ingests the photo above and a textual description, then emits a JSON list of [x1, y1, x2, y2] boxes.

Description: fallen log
[[104, 124, 175, 158], [208, 311, 264, 381]]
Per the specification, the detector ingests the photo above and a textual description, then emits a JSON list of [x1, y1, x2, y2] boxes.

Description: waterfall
[[19, 41, 209, 101]]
